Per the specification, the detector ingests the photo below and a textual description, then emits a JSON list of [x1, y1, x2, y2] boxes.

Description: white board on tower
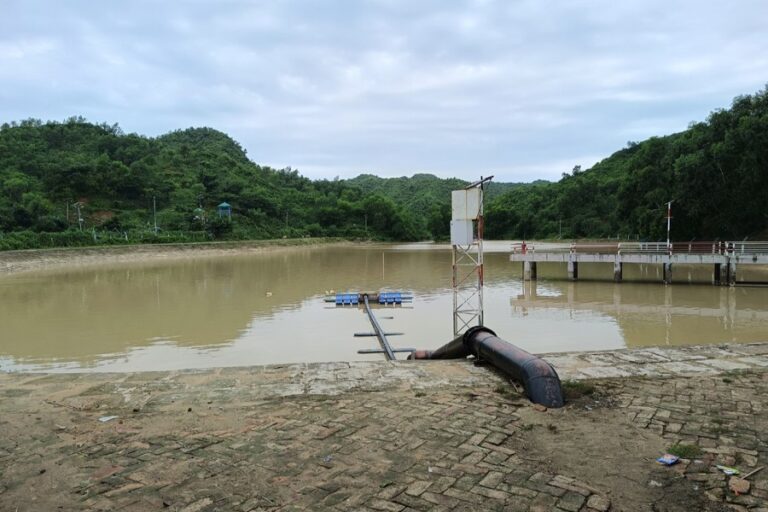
[[451, 188, 481, 220]]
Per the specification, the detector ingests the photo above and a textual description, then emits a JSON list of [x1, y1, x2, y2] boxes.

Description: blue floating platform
[[378, 292, 402, 304], [335, 293, 359, 305]]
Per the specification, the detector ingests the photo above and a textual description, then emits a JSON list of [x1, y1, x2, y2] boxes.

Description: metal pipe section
[[409, 326, 564, 408], [363, 294, 396, 360]]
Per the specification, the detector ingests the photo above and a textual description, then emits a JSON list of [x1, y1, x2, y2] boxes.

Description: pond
[[1, 243, 766, 372]]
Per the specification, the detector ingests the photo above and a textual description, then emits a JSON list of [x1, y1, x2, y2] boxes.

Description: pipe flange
[[462, 325, 496, 350]]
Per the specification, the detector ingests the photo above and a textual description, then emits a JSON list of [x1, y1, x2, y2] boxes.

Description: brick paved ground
[[1, 344, 767, 511]]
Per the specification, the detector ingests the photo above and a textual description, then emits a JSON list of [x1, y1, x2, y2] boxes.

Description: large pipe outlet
[[409, 326, 564, 408]]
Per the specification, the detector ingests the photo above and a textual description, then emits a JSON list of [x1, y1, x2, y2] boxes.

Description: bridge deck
[[509, 241, 768, 285]]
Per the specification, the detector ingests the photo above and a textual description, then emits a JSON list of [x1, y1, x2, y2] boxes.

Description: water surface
[[1, 243, 766, 372]]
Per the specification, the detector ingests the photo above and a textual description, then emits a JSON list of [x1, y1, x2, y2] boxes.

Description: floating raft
[[326, 292, 413, 306], [326, 290, 416, 360]]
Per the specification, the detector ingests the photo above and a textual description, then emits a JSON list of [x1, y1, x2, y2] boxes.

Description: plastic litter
[[716, 465, 740, 476], [656, 454, 680, 465], [98, 415, 119, 423]]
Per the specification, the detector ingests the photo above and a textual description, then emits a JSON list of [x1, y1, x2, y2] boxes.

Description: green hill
[[0, 120, 426, 248], [1, 86, 766, 250]]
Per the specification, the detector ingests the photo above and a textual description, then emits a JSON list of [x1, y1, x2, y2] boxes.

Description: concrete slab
[[2, 342, 768, 512]]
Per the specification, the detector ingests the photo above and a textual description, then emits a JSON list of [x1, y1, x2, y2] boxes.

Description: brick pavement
[[1, 343, 767, 511]]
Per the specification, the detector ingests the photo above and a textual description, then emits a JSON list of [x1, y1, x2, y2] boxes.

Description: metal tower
[[451, 176, 492, 337]]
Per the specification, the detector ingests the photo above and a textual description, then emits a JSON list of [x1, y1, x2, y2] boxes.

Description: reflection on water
[[1, 244, 766, 372], [512, 281, 768, 349]]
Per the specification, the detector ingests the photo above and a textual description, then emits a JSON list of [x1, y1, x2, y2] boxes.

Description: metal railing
[[511, 241, 768, 256], [727, 241, 768, 255]]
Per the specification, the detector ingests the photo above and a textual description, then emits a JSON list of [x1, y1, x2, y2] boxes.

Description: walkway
[[510, 241, 768, 284], [1, 343, 767, 511]]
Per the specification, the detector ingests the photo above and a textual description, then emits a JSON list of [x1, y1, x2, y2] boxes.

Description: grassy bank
[[0, 229, 355, 252]]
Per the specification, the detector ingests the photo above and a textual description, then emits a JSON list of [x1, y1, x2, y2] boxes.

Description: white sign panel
[[451, 189, 481, 220]]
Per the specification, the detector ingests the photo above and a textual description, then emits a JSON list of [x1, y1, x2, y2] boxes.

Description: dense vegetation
[[1, 87, 766, 250], [485, 87, 768, 240], [346, 174, 530, 239], [0, 119, 432, 249]]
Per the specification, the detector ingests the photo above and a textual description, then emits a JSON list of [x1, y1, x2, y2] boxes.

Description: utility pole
[[666, 201, 673, 253], [153, 196, 158, 234], [73, 202, 84, 231]]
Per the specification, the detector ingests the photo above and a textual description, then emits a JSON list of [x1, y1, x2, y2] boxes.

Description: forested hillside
[[0, 119, 431, 248], [346, 174, 529, 239], [1, 87, 766, 250], [485, 87, 768, 240]]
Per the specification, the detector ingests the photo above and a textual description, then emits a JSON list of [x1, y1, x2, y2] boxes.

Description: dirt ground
[[1, 360, 766, 511], [0, 238, 350, 276]]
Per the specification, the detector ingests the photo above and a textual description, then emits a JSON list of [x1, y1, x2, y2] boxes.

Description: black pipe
[[409, 326, 564, 408]]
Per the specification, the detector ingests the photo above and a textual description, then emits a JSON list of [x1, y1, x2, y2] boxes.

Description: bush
[[0, 229, 214, 251]]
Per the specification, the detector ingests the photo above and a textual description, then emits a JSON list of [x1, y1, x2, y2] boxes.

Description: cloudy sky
[[2, 1, 767, 182]]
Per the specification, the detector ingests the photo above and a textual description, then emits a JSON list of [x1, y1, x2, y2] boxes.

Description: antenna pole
[[666, 201, 672, 253]]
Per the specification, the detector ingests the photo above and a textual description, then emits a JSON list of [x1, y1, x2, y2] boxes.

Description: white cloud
[[1, 0, 767, 182], [0, 38, 55, 59]]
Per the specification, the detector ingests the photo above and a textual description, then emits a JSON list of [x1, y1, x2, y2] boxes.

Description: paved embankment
[[0, 238, 348, 276], [1, 343, 767, 511]]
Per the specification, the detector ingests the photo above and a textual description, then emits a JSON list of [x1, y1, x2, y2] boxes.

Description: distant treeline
[[1, 87, 766, 251]]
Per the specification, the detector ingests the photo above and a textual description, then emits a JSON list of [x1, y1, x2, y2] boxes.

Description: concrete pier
[[511, 241, 768, 285], [613, 260, 622, 282], [523, 260, 537, 281], [663, 262, 673, 284], [567, 259, 578, 280]]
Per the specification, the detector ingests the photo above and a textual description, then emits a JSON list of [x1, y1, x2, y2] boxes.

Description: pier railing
[[511, 241, 768, 256], [728, 241, 768, 255], [510, 240, 768, 286]]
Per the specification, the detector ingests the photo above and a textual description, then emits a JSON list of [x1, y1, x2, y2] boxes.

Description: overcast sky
[[2, 1, 767, 182]]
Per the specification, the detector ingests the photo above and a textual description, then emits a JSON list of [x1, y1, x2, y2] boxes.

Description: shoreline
[[4, 341, 768, 378], [0, 237, 353, 276]]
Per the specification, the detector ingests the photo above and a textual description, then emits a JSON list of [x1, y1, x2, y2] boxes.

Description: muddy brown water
[[1, 242, 767, 372]]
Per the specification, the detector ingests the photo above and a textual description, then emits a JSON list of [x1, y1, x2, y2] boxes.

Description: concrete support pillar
[[663, 262, 672, 284], [713, 263, 723, 286], [728, 260, 737, 286], [567, 260, 578, 281], [613, 260, 623, 282], [523, 261, 537, 281]]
